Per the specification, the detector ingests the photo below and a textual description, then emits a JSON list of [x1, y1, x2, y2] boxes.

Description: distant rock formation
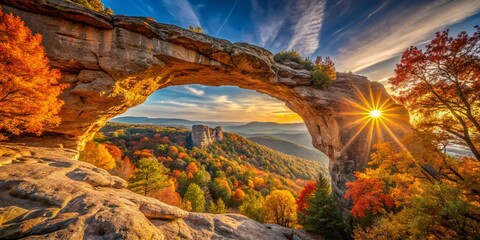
[[191, 125, 223, 148]]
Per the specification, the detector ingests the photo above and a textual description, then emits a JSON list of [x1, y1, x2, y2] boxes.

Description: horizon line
[[111, 116, 306, 124]]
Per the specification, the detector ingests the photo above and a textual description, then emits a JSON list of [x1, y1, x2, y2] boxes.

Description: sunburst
[[338, 85, 410, 155]]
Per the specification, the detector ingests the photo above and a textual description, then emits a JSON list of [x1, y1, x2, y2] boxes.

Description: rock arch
[[1, 0, 410, 209]]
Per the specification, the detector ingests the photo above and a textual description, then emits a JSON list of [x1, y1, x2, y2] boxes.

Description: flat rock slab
[[0, 144, 186, 239], [0, 144, 307, 239]]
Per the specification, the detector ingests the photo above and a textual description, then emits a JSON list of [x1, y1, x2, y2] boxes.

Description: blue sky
[[104, 0, 480, 123]]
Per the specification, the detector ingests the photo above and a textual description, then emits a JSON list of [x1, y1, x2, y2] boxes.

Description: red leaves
[[296, 180, 317, 214], [388, 26, 480, 160], [345, 173, 395, 218]]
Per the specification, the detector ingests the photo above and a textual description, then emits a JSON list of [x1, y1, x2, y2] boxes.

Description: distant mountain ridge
[[224, 121, 308, 134], [248, 136, 329, 165], [110, 117, 328, 162], [110, 116, 247, 127], [111, 117, 308, 132]]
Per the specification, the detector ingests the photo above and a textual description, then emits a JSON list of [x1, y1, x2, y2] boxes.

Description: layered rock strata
[[191, 125, 223, 149]]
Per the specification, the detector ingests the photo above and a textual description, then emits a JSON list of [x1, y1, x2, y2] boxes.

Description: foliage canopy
[[0, 8, 65, 140]]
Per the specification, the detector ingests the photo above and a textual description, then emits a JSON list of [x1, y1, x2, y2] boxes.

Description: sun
[[369, 109, 382, 118], [337, 85, 411, 156]]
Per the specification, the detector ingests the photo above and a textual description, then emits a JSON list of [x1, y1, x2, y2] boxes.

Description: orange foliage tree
[[133, 149, 154, 158], [345, 172, 395, 218], [346, 131, 480, 238], [79, 141, 116, 170], [153, 184, 182, 207], [103, 143, 122, 160], [0, 8, 66, 140], [389, 26, 480, 160], [233, 189, 246, 203], [186, 162, 199, 175]]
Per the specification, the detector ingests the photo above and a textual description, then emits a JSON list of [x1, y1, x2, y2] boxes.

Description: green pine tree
[[209, 200, 217, 213], [301, 173, 346, 238], [184, 183, 206, 212], [128, 158, 171, 196], [216, 198, 226, 214]]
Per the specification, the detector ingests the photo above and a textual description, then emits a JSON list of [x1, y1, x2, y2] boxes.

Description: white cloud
[[336, 0, 480, 73], [156, 100, 198, 107], [286, 1, 325, 56], [183, 86, 205, 96], [252, 0, 326, 56], [161, 0, 201, 27], [214, 95, 228, 103]]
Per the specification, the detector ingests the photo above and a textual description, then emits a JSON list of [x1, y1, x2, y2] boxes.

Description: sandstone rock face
[[191, 125, 224, 148], [0, 143, 299, 239], [265, 224, 324, 240], [0, 0, 411, 213], [0, 144, 187, 239]]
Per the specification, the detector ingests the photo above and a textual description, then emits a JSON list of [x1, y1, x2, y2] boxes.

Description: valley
[[111, 117, 330, 164]]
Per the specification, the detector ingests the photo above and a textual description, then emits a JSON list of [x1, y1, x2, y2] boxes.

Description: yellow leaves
[[263, 190, 297, 227], [79, 142, 116, 170]]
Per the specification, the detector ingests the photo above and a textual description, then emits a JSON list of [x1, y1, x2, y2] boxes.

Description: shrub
[[274, 50, 303, 64], [312, 69, 334, 88], [274, 51, 336, 89], [69, 0, 113, 15], [188, 26, 204, 34], [273, 50, 315, 71]]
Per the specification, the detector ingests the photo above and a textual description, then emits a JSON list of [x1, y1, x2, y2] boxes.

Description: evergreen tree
[[209, 200, 217, 213], [216, 198, 226, 214], [184, 183, 206, 212], [128, 158, 171, 196], [301, 173, 345, 238]]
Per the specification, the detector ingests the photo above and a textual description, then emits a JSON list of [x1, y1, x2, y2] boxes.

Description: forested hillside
[[248, 136, 329, 164], [85, 123, 326, 215]]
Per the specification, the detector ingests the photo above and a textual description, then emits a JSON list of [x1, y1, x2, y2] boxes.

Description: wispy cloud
[[119, 86, 303, 123], [336, 0, 480, 73], [251, 0, 326, 56], [216, 0, 238, 36], [183, 86, 204, 96], [128, 0, 149, 16], [161, 0, 201, 27], [367, 0, 391, 19], [156, 100, 198, 107]]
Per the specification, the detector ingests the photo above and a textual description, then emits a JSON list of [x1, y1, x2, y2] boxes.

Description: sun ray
[[340, 84, 409, 157]]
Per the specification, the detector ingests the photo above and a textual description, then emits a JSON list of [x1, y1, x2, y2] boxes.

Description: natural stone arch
[[1, 0, 410, 210]]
